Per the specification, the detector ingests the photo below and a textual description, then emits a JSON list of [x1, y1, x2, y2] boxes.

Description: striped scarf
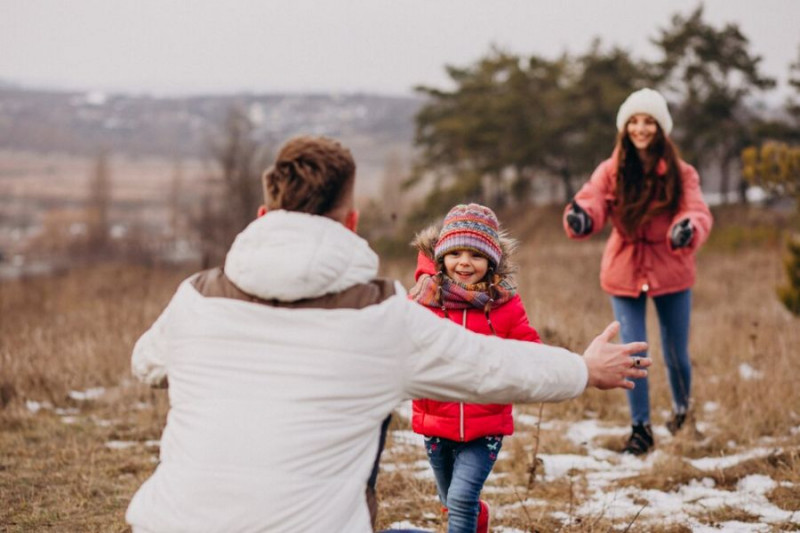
[[410, 273, 516, 310]]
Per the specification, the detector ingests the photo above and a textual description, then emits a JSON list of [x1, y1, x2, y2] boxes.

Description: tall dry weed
[[0, 264, 190, 416]]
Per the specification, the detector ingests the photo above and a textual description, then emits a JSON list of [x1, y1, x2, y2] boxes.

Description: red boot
[[476, 500, 490, 533]]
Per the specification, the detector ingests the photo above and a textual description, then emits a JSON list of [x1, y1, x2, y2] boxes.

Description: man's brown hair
[[262, 136, 356, 217]]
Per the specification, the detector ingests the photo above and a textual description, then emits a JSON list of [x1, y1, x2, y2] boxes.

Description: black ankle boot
[[666, 412, 687, 435], [623, 423, 653, 455]]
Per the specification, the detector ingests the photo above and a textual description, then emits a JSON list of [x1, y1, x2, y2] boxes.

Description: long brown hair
[[614, 123, 683, 237]]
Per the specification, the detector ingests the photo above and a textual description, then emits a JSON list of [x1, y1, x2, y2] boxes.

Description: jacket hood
[[411, 222, 518, 280], [224, 210, 379, 301]]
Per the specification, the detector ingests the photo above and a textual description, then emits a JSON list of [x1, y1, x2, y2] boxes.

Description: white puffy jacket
[[126, 210, 588, 533]]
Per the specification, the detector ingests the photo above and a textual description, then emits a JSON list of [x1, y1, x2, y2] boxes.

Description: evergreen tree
[[653, 6, 775, 203]]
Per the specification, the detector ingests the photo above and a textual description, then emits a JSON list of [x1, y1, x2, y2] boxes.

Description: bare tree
[[169, 159, 184, 240], [87, 148, 111, 257], [197, 105, 273, 267]]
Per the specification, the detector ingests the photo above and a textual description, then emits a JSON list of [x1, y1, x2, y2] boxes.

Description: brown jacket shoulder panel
[[190, 267, 397, 310]]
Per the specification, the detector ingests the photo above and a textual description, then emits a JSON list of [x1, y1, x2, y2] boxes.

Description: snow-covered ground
[[26, 392, 799, 531], [383, 401, 800, 531]]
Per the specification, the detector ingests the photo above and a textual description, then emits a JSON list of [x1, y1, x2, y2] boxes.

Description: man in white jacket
[[126, 136, 650, 533]]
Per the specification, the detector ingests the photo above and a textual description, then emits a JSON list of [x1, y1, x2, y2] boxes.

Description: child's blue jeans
[[423, 435, 502, 533], [610, 289, 692, 425]]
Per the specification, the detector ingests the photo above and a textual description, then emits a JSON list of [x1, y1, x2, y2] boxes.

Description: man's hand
[[566, 200, 593, 236], [583, 321, 650, 390], [670, 218, 694, 249]]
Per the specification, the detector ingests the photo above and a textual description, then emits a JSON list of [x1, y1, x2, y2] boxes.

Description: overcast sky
[[2, 0, 798, 101]]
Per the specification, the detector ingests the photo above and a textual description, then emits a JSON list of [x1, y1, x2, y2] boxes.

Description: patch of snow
[[564, 420, 629, 446], [54, 407, 80, 415], [105, 440, 137, 450], [514, 414, 555, 430], [738, 363, 764, 380], [26, 400, 52, 413], [391, 430, 424, 447], [60, 416, 79, 424], [688, 447, 778, 471], [68, 387, 106, 401], [539, 453, 613, 480], [378, 400, 798, 529], [110, 224, 127, 239], [381, 459, 429, 474], [481, 485, 518, 495], [695, 421, 711, 434], [69, 222, 87, 236], [413, 467, 436, 480], [569, 467, 800, 528], [84, 91, 108, 106], [385, 520, 425, 531], [248, 103, 265, 125], [690, 520, 772, 532], [144, 440, 160, 448]]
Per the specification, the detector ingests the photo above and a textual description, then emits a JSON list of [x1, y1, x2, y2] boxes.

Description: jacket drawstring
[[628, 235, 660, 293]]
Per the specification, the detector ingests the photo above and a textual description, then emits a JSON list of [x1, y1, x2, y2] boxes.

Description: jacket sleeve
[[398, 297, 588, 404], [131, 295, 177, 388], [668, 163, 713, 255], [563, 159, 615, 240], [503, 295, 541, 343]]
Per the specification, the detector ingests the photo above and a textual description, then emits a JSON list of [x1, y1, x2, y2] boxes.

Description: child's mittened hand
[[670, 218, 694, 249], [567, 200, 592, 236]]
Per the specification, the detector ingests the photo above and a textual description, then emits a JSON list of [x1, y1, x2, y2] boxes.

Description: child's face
[[443, 250, 489, 285]]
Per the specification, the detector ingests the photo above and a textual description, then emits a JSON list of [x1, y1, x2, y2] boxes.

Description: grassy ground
[[1, 205, 799, 531]]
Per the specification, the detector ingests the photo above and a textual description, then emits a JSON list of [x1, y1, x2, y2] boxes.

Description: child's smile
[[444, 250, 489, 285]]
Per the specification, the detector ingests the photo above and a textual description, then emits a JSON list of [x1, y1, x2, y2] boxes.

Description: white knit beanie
[[616, 88, 673, 136]]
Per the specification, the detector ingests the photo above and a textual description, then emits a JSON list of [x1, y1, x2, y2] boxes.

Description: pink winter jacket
[[410, 252, 541, 441], [563, 156, 713, 297]]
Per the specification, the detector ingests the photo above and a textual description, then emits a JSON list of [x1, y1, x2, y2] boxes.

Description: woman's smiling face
[[626, 113, 659, 152], [443, 249, 489, 285]]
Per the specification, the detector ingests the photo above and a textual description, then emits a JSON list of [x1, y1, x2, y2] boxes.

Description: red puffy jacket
[[564, 156, 713, 297], [410, 252, 541, 442]]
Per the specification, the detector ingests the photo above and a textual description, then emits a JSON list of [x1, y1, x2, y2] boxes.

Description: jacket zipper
[[460, 309, 467, 442]]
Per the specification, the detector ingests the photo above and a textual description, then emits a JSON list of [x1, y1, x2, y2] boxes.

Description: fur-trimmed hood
[[411, 222, 518, 280]]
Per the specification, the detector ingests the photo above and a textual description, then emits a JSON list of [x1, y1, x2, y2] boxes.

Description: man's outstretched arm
[[400, 298, 649, 404], [582, 321, 650, 389]]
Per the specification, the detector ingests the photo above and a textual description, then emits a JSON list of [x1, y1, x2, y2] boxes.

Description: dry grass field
[[1, 205, 799, 532]]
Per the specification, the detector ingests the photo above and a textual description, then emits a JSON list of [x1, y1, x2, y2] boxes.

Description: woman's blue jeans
[[424, 435, 501, 533], [610, 289, 692, 425]]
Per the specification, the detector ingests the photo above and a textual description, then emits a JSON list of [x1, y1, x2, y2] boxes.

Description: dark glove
[[670, 218, 694, 249], [566, 200, 593, 236]]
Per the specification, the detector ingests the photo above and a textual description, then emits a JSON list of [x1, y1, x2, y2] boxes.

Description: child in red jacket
[[409, 203, 541, 533]]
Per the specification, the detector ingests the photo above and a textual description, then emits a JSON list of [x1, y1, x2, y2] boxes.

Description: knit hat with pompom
[[434, 204, 502, 268]]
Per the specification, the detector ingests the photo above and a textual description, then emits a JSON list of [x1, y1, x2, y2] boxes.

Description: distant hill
[[0, 87, 422, 159]]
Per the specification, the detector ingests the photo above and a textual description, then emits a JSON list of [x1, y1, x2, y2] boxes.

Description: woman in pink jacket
[[410, 203, 540, 533], [564, 88, 713, 455]]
